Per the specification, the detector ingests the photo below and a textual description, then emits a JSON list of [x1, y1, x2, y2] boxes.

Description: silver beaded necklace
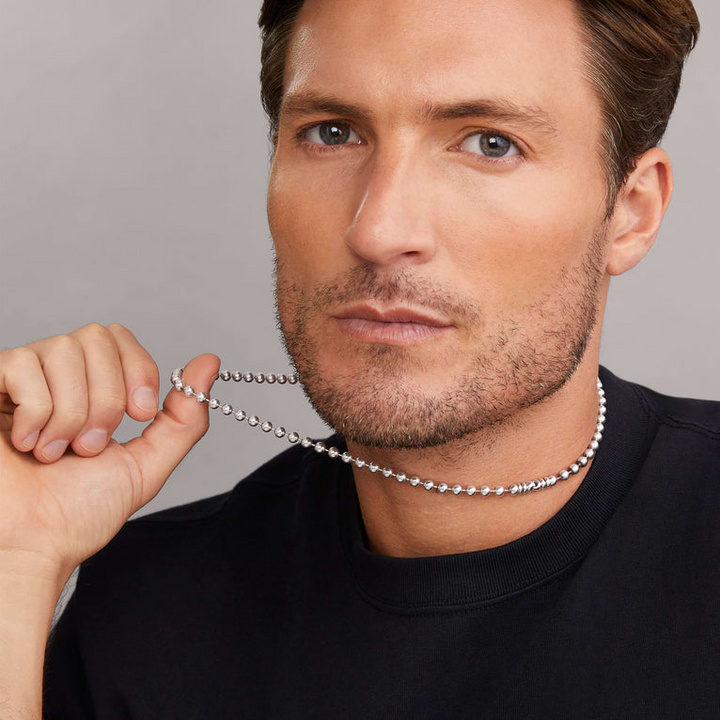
[[171, 368, 606, 498]]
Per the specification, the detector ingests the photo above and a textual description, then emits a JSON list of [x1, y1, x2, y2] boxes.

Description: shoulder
[[598, 369, 720, 577], [49, 441, 336, 701], [618, 373, 720, 440], [76, 442, 316, 603], [602, 368, 720, 516], [600, 367, 720, 501]]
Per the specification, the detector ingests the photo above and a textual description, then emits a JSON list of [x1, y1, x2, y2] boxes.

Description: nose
[[344, 151, 438, 267]]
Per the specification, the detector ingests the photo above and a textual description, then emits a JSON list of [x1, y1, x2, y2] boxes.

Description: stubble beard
[[275, 229, 606, 450]]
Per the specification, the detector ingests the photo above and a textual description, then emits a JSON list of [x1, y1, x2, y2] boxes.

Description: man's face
[[268, 0, 610, 449]]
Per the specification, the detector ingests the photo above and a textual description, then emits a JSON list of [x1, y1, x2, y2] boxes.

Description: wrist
[[0, 556, 70, 719], [0, 550, 70, 646]]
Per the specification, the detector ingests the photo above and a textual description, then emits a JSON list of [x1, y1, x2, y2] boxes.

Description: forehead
[[284, 0, 597, 127]]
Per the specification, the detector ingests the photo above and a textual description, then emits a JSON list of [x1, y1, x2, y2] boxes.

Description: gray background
[[1, 0, 718, 517]]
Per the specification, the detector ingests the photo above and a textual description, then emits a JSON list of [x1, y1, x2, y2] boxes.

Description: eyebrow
[[420, 99, 558, 137], [281, 93, 375, 125], [280, 92, 558, 137]]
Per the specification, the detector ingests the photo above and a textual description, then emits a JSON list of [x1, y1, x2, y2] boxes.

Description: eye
[[459, 132, 520, 158], [303, 121, 362, 147]]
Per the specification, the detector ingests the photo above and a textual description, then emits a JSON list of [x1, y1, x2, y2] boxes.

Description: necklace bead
[[170, 368, 606, 498]]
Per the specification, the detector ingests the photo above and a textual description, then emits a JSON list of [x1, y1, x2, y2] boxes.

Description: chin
[[288, 337, 586, 450]]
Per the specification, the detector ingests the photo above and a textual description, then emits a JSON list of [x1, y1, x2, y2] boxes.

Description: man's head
[[261, 0, 697, 449]]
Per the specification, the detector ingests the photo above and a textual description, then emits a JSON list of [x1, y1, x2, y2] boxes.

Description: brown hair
[[258, 0, 699, 209], [573, 1, 699, 209]]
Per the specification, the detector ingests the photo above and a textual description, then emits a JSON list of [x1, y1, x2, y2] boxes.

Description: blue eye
[[304, 122, 362, 146], [459, 132, 519, 158]]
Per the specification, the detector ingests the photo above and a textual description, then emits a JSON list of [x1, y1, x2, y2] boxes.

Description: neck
[[346, 355, 602, 558]]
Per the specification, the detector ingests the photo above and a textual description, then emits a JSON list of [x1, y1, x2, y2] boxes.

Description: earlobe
[[605, 148, 674, 277]]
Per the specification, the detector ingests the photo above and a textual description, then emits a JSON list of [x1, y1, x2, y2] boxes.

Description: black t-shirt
[[43, 367, 720, 719]]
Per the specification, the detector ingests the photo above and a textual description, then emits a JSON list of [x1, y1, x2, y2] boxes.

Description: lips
[[332, 304, 454, 344], [333, 305, 452, 327]]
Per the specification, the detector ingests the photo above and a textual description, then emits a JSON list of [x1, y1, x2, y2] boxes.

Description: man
[[0, 0, 713, 717]]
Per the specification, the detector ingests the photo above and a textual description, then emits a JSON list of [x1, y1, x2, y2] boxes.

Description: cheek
[[442, 174, 604, 310], [269, 156, 376, 326], [268, 164, 305, 259], [268, 163, 321, 288], [268, 154, 354, 279], [268, 157, 356, 340]]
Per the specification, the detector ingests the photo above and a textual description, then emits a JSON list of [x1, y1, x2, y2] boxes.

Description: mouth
[[332, 304, 455, 345]]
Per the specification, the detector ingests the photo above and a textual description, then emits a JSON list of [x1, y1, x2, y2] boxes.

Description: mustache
[[296, 263, 482, 325]]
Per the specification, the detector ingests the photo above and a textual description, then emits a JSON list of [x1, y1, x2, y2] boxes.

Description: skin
[[268, 0, 673, 557], [0, 0, 673, 712], [0, 330, 220, 714]]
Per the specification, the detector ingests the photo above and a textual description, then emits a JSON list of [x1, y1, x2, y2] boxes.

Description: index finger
[[106, 324, 160, 422]]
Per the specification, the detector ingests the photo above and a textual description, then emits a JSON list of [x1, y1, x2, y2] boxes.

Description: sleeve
[[43, 590, 96, 719]]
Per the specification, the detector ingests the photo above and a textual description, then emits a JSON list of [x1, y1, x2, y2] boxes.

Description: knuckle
[[31, 399, 55, 421], [66, 372, 89, 399], [75, 322, 116, 350], [107, 323, 130, 337], [15, 400, 54, 429], [94, 394, 126, 419], [78, 322, 108, 339], [139, 358, 160, 382], [43, 407, 89, 437], [61, 406, 90, 428], [4, 346, 39, 370], [49, 334, 82, 358], [53, 392, 89, 422], [65, 398, 90, 418]]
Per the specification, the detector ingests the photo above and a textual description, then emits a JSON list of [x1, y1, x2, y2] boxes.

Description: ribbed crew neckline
[[332, 366, 655, 610]]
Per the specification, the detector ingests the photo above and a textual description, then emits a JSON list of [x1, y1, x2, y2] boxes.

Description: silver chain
[[171, 368, 606, 498]]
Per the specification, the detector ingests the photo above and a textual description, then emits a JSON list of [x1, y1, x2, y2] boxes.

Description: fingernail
[[132, 386, 158, 413], [42, 440, 68, 462], [22, 431, 40, 450], [79, 429, 108, 453]]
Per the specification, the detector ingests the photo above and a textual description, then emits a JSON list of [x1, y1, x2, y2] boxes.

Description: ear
[[605, 147, 673, 276]]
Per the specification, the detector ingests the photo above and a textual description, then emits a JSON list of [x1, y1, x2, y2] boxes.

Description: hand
[[0, 323, 220, 583]]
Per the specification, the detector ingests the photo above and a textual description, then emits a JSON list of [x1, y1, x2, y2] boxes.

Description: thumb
[[122, 353, 221, 510]]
